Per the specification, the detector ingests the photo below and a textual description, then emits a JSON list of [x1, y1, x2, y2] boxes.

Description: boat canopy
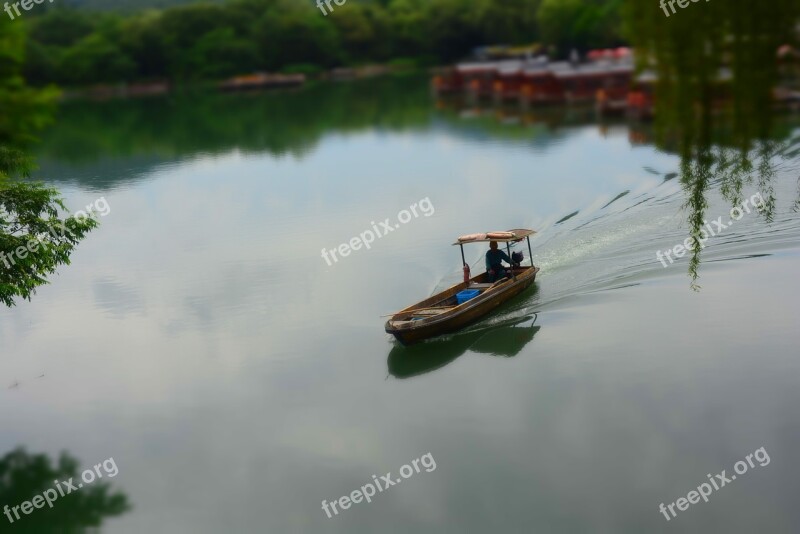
[[452, 228, 536, 245]]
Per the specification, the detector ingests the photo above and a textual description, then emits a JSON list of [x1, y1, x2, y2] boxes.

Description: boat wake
[[429, 138, 800, 339]]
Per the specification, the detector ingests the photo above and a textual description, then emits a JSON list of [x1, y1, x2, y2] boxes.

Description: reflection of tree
[[37, 75, 432, 171], [0, 448, 130, 531], [35, 76, 584, 190], [1, 20, 98, 307], [624, 0, 799, 287]]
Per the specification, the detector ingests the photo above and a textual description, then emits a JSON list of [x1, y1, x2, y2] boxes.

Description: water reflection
[[36, 75, 432, 178], [388, 314, 540, 379], [624, 0, 800, 287], [34, 77, 635, 189], [468, 314, 541, 357], [0, 448, 130, 531], [31, 67, 800, 291]]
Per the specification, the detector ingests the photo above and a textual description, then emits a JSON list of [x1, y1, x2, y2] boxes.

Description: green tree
[[60, 33, 137, 84], [1, 17, 98, 307], [254, 4, 342, 69], [22, 9, 97, 85], [386, 0, 429, 56], [470, 0, 541, 45], [17, 0, 630, 85], [424, 0, 482, 62], [190, 27, 259, 79], [118, 10, 170, 79], [158, 3, 237, 78], [538, 0, 623, 56], [330, 4, 383, 63], [27, 9, 95, 47]]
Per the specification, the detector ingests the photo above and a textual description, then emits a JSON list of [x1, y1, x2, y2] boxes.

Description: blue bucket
[[456, 289, 480, 305]]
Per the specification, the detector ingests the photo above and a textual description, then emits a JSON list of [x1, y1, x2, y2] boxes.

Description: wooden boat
[[385, 229, 539, 345]]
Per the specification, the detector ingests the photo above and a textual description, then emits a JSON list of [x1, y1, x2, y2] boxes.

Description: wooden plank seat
[[412, 308, 451, 316]]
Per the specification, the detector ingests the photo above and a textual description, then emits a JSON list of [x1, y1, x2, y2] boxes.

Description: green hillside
[[21, 0, 627, 87], [63, 0, 224, 11]]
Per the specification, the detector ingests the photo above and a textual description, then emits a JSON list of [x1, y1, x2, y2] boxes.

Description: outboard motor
[[511, 251, 524, 267]]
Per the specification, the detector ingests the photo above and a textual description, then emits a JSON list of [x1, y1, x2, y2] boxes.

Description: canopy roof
[[452, 228, 536, 245]]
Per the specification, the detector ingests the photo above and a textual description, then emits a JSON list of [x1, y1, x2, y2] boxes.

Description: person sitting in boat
[[485, 241, 512, 282]]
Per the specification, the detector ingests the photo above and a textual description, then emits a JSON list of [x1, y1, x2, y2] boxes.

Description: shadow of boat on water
[[387, 313, 541, 379]]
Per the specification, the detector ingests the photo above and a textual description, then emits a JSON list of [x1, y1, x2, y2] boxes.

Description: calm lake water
[[2, 75, 800, 533]]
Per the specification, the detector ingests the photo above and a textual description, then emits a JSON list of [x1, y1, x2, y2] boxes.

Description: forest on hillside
[[19, 0, 625, 86], [62, 0, 222, 10]]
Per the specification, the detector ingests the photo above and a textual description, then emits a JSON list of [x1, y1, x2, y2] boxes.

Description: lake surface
[[2, 75, 800, 533]]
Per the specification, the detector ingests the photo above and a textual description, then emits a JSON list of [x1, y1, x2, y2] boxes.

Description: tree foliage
[[539, 0, 623, 55], [20, 0, 625, 86], [1, 17, 98, 307]]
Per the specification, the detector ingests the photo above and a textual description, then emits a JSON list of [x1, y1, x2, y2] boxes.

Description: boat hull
[[385, 268, 538, 345]]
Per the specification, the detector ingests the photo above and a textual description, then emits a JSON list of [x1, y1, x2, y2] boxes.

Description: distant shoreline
[[56, 63, 427, 101]]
